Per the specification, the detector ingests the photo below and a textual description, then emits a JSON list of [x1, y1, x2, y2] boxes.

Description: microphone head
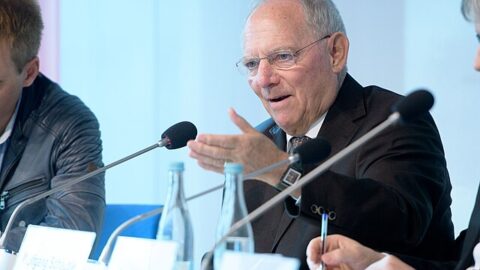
[[161, 121, 197, 149], [392, 89, 434, 122], [293, 137, 331, 164]]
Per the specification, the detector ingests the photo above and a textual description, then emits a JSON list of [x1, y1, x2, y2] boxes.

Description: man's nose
[[253, 60, 279, 88]]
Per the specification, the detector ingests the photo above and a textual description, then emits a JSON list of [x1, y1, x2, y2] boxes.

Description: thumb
[[229, 108, 256, 134]]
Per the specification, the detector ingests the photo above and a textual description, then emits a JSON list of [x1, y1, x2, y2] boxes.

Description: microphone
[[161, 121, 198, 150], [0, 121, 197, 252], [392, 89, 434, 122], [96, 137, 331, 266], [201, 89, 435, 270]]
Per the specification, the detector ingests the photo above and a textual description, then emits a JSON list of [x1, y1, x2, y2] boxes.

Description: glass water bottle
[[157, 162, 194, 270], [213, 163, 254, 269]]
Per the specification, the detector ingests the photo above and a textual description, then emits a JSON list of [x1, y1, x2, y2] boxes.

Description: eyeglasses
[[236, 34, 331, 76]]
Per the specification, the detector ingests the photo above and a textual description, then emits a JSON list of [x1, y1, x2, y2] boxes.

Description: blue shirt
[[0, 99, 21, 174]]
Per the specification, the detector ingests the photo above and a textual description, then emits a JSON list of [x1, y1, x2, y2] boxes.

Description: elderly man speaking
[[188, 0, 455, 269]]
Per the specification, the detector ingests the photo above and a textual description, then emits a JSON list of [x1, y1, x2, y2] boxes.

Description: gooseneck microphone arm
[[243, 156, 297, 179], [0, 121, 197, 249], [201, 89, 435, 270], [96, 163, 297, 265], [98, 137, 331, 266], [97, 156, 299, 265], [97, 205, 166, 264], [96, 160, 297, 265], [0, 141, 162, 249]]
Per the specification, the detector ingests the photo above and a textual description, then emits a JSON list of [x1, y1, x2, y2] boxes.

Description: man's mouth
[[268, 95, 291, 102]]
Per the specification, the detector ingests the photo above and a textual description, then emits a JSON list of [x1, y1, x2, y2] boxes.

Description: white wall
[[404, 0, 480, 234], [53, 0, 480, 268], [335, 1, 406, 91], [59, 1, 257, 267]]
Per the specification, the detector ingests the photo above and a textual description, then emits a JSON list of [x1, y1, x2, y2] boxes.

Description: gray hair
[[461, 0, 480, 22], [250, 0, 347, 37], [299, 0, 347, 83], [299, 0, 346, 38]]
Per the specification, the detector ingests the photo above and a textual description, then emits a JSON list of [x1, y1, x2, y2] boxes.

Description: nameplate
[[108, 236, 177, 270], [14, 225, 96, 270], [219, 251, 299, 270]]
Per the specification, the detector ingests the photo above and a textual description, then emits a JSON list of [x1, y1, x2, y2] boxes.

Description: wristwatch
[[275, 167, 302, 192]]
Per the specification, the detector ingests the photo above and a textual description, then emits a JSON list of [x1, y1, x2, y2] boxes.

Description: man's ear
[[22, 57, 40, 87], [327, 32, 349, 74]]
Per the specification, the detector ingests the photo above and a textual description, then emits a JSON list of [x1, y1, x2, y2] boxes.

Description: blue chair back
[[90, 204, 162, 260]]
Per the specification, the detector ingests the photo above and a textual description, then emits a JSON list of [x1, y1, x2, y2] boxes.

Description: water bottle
[[157, 162, 194, 270], [213, 163, 254, 269]]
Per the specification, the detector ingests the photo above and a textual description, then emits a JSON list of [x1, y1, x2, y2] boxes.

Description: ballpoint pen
[[320, 213, 328, 270]]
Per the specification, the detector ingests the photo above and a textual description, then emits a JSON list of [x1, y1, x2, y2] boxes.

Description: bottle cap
[[169, 161, 185, 171], [224, 162, 243, 174]]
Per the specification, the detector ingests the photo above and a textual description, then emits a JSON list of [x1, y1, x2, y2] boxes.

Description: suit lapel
[[271, 208, 295, 252], [262, 123, 295, 251], [457, 184, 480, 269], [318, 74, 367, 157], [268, 74, 367, 251]]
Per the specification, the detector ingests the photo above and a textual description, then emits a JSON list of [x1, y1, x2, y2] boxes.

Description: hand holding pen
[[306, 213, 329, 269], [306, 230, 387, 270]]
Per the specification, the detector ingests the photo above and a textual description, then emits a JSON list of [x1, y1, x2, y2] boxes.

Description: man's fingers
[[188, 140, 233, 161], [189, 146, 227, 174], [321, 249, 344, 268], [306, 258, 321, 270], [306, 237, 323, 262], [189, 147, 230, 168], [306, 239, 324, 270], [197, 160, 224, 174], [195, 134, 237, 149], [229, 108, 256, 134]]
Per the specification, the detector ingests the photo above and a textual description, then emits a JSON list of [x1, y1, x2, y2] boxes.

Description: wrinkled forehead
[[242, 0, 314, 53]]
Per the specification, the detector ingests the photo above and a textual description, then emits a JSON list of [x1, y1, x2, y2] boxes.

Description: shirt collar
[[0, 93, 22, 144], [286, 112, 327, 149]]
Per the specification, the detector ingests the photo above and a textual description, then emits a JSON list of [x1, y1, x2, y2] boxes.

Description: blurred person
[[306, 0, 480, 269], [307, 234, 413, 270], [0, 0, 105, 252], [189, 0, 456, 268]]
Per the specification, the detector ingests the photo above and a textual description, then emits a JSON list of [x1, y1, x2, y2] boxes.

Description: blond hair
[[0, 0, 43, 72]]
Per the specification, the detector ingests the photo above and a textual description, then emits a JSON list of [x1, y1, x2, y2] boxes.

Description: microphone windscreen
[[162, 121, 197, 149], [293, 137, 331, 164], [392, 89, 434, 122]]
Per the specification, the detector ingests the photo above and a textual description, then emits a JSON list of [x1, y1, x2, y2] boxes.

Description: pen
[[320, 213, 328, 270]]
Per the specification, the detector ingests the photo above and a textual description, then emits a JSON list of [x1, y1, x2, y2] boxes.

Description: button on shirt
[[0, 100, 21, 174]]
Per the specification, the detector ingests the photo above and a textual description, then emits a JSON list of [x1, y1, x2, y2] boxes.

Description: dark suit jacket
[[245, 74, 455, 270], [394, 184, 480, 270]]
